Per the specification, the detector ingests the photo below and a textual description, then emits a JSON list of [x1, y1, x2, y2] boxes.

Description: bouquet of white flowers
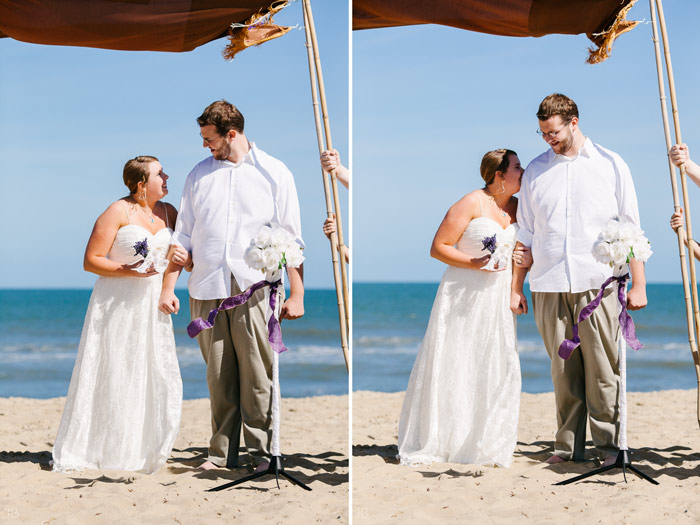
[[244, 223, 305, 275], [559, 218, 650, 360], [593, 219, 652, 271], [132, 237, 169, 274], [480, 233, 514, 271]]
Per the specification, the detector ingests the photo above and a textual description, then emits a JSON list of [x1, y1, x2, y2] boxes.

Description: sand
[[0, 395, 348, 524], [353, 389, 700, 524]]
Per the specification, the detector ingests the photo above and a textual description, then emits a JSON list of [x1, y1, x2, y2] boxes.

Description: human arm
[[670, 208, 700, 261], [512, 244, 532, 268], [627, 259, 647, 311], [158, 185, 194, 315], [323, 213, 350, 263], [83, 201, 158, 277], [158, 262, 182, 314], [510, 242, 529, 315], [281, 264, 304, 320], [323, 213, 336, 239], [430, 194, 494, 270], [321, 149, 349, 189], [164, 203, 193, 270], [670, 144, 700, 187]]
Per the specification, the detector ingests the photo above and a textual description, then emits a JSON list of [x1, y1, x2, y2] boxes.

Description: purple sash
[[558, 274, 643, 360], [187, 279, 287, 354]]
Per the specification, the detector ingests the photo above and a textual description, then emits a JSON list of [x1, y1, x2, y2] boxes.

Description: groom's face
[[200, 125, 233, 161], [538, 115, 575, 156]]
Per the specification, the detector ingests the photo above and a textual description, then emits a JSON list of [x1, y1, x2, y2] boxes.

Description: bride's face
[[501, 154, 524, 194], [144, 161, 169, 201]]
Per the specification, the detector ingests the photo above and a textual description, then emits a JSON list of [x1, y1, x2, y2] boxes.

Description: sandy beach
[[0, 395, 348, 524], [353, 389, 700, 524]]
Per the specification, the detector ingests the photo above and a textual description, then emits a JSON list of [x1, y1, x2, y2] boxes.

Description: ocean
[[0, 288, 347, 399], [354, 282, 698, 393]]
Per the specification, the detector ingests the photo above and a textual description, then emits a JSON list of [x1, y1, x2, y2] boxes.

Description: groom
[[159, 100, 305, 471], [510, 93, 647, 465]]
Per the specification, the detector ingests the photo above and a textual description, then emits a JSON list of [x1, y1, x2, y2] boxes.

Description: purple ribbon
[[187, 279, 287, 354], [558, 274, 643, 360]]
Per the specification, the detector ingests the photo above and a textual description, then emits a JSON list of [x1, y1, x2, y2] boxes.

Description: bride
[[53, 156, 190, 473], [398, 149, 530, 467]]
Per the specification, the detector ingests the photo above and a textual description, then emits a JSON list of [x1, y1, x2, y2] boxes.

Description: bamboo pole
[[302, 0, 351, 329], [650, 0, 700, 427], [302, 0, 349, 371]]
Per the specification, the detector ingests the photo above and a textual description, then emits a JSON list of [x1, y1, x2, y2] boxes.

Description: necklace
[[134, 198, 155, 223], [484, 190, 508, 218]]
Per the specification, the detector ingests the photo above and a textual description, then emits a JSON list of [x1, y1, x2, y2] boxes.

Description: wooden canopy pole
[[301, 0, 349, 371], [650, 0, 700, 427], [302, 0, 351, 328]]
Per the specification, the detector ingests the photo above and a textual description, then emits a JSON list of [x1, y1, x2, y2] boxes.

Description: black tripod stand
[[207, 455, 312, 492], [555, 449, 658, 486]]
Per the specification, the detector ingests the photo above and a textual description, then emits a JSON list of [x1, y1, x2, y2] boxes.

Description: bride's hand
[[471, 254, 506, 271], [169, 245, 192, 267], [470, 254, 492, 270], [513, 246, 532, 268], [122, 261, 158, 277]]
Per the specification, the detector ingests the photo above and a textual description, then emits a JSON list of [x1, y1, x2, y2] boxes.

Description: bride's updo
[[123, 155, 159, 194], [480, 149, 517, 186]]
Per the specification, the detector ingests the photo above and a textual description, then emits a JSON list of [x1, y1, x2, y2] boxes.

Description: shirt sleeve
[[614, 156, 641, 227], [171, 170, 195, 251], [278, 167, 305, 250], [516, 171, 535, 247]]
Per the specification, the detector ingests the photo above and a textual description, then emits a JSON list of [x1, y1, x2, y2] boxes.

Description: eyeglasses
[[200, 132, 221, 145], [536, 120, 571, 139]]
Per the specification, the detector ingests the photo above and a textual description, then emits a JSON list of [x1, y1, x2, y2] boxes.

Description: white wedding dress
[[398, 216, 521, 467], [53, 223, 182, 474]]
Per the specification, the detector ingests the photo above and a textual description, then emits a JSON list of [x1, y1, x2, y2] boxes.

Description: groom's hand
[[158, 290, 180, 315], [626, 285, 647, 311], [510, 290, 528, 315], [281, 295, 304, 320]]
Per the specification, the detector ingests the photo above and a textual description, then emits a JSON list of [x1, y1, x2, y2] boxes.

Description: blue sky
[[353, 2, 700, 283], [0, 1, 348, 289]]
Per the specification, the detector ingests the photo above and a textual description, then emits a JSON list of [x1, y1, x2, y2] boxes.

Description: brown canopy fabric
[[0, 0, 288, 53], [353, 0, 639, 63]]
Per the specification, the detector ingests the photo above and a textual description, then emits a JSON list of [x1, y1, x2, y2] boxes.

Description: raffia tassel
[[223, 0, 291, 61], [586, 0, 639, 64]]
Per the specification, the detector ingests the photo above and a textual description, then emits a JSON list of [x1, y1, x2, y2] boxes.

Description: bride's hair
[[481, 149, 517, 186], [123, 156, 159, 194]]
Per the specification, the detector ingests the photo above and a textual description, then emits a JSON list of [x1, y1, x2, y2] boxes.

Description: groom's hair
[[481, 149, 517, 186], [197, 100, 245, 137], [123, 156, 159, 194], [536, 93, 579, 122]]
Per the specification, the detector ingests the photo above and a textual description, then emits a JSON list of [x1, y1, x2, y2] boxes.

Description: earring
[[498, 180, 506, 195], [139, 189, 146, 201]]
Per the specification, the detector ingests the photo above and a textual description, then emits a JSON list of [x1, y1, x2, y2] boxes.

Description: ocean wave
[[176, 343, 345, 365], [1, 351, 77, 363], [354, 335, 422, 347]]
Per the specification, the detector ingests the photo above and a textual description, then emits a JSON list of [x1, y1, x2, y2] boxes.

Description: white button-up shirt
[[516, 138, 641, 293], [172, 143, 304, 300]]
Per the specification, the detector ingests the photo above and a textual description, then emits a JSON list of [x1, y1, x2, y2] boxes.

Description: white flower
[[254, 225, 273, 246], [593, 220, 652, 269], [245, 224, 305, 274], [593, 241, 614, 264], [244, 246, 264, 271], [481, 239, 513, 271], [631, 240, 653, 262], [261, 246, 282, 271], [609, 241, 630, 267], [270, 227, 294, 246], [283, 243, 305, 268], [601, 219, 621, 242]]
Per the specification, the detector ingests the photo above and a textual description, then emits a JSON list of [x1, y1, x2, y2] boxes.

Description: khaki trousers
[[532, 288, 621, 460], [190, 276, 279, 467]]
